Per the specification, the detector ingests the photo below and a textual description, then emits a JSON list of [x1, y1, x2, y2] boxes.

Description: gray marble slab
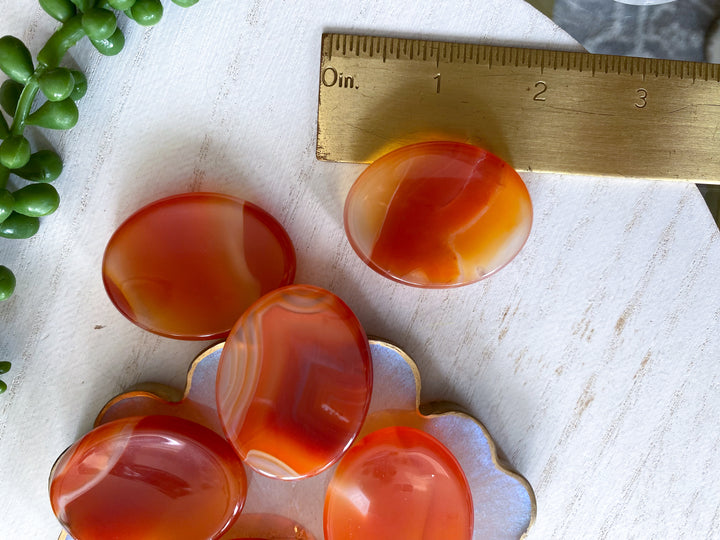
[[555, 0, 720, 61]]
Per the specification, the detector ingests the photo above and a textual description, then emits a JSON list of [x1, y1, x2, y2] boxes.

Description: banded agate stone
[[324, 426, 473, 540], [216, 284, 373, 480], [49, 415, 247, 540], [219, 513, 315, 540], [344, 141, 532, 287], [102, 193, 295, 339]]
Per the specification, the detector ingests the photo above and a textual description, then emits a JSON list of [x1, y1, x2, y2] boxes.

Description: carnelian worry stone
[[49, 415, 247, 540], [102, 192, 296, 339], [216, 284, 373, 480], [324, 426, 473, 540], [219, 513, 316, 540], [344, 141, 532, 287]]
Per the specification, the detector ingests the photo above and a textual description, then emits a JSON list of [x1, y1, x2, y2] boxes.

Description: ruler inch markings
[[317, 33, 720, 183]]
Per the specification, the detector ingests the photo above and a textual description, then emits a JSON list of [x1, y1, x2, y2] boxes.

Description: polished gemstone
[[216, 284, 373, 480], [219, 513, 315, 540], [102, 192, 296, 339], [324, 426, 473, 540], [49, 415, 247, 540], [344, 141, 532, 287]]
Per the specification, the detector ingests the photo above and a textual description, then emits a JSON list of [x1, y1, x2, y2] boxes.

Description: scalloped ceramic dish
[[57, 339, 536, 540]]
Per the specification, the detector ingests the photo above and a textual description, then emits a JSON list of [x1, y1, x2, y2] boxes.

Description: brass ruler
[[316, 33, 720, 184]]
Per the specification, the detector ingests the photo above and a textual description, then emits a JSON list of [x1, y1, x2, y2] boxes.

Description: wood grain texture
[[0, 1, 718, 539]]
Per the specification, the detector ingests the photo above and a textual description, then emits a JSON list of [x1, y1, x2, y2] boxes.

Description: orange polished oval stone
[[344, 141, 532, 287], [219, 513, 316, 540], [216, 284, 373, 480], [102, 193, 296, 339], [49, 415, 247, 540], [324, 426, 473, 540]]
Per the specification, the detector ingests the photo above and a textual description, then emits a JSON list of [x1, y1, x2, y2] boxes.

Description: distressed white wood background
[[1, 1, 719, 538]]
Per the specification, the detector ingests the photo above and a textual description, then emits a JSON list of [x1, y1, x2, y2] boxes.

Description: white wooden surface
[[0, 1, 718, 539]]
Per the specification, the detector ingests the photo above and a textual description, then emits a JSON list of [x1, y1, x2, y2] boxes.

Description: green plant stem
[[10, 75, 42, 135], [37, 15, 86, 69], [0, 166, 9, 189], [10, 13, 89, 135]]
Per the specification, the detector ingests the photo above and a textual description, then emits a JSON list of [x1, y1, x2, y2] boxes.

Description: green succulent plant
[[0, 0, 201, 392]]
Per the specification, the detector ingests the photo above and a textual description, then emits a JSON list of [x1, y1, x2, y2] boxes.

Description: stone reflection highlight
[[344, 141, 532, 287], [49, 415, 247, 540], [216, 284, 373, 480], [324, 426, 473, 540], [102, 192, 296, 340]]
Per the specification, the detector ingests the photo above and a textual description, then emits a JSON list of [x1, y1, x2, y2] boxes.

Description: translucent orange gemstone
[[324, 426, 473, 540], [344, 141, 532, 287], [219, 513, 316, 540], [49, 415, 247, 540], [216, 284, 373, 480], [102, 193, 296, 339]]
